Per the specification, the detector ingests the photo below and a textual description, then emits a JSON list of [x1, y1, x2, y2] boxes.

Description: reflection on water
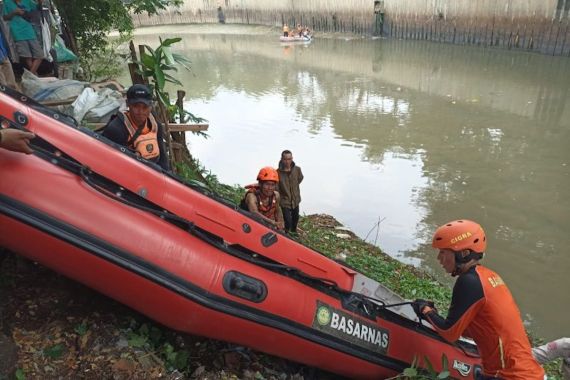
[[131, 25, 570, 340]]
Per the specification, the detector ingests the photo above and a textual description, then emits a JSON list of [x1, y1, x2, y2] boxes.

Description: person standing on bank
[[277, 150, 303, 234], [2, 0, 43, 75], [412, 220, 544, 380], [102, 84, 170, 171]]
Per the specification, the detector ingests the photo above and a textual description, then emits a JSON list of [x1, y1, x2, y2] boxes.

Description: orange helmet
[[257, 167, 279, 182], [432, 220, 486, 254]]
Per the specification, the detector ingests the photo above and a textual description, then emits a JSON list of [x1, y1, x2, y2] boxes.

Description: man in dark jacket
[[102, 84, 170, 171], [277, 150, 303, 234]]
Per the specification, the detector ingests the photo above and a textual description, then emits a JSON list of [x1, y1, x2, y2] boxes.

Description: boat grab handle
[[223, 271, 268, 303]]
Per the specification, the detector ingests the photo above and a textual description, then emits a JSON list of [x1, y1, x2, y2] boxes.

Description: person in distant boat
[[296, 24, 303, 37], [102, 84, 170, 171], [277, 150, 303, 234], [0, 128, 35, 154], [244, 167, 284, 231], [283, 23, 289, 37], [412, 220, 544, 380]]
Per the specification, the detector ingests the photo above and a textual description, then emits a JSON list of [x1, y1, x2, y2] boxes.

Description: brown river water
[[129, 25, 570, 340]]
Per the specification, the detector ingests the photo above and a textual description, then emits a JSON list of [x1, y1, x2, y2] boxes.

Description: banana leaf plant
[[136, 37, 206, 126], [133, 37, 208, 172]]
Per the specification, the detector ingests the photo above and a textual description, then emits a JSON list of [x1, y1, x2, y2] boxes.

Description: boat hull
[[0, 88, 481, 379], [280, 35, 312, 43]]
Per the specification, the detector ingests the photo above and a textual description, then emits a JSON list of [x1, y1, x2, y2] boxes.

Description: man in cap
[[102, 84, 170, 171]]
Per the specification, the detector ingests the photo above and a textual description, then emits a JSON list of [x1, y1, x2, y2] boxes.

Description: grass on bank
[[176, 160, 565, 379], [1, 159, 562, 379]]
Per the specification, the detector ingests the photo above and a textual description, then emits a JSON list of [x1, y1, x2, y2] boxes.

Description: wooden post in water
[[171, 90, 187, 165], [128, 41, 146, 85]]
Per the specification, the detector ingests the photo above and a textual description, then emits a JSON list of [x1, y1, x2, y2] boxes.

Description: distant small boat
[[280, 35, 312, 43]]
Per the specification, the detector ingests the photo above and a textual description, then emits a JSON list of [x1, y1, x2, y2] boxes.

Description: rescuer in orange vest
[[412, 220, 544, 380], [243, 167, 284, 231], [102, 84, 170, 171]]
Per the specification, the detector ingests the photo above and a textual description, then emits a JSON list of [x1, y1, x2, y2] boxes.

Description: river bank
[[0, 211, 417, 379], [0, 166, 564, 379]]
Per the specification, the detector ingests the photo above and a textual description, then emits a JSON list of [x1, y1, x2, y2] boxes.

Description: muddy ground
[[0, 216, 347, 380]]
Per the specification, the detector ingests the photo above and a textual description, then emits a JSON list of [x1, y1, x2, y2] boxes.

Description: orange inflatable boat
[[0, 87, 481, 379]]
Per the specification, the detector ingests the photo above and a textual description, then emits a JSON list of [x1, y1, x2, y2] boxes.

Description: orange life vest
[[244, 185, 278, 221], [123, 111, 160, 160]]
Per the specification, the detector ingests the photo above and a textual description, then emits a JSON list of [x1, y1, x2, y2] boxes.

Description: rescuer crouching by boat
[[412, 220, 545, 380], [242, 167, 285, 231], [102, 84, 170, 171]]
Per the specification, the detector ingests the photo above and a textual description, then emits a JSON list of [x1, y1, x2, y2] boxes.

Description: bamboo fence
[[133, 0, 570, 56]]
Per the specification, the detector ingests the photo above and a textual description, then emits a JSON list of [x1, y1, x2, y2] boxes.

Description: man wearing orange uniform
[[244, 167, 284, 231], [412, 220, 544, 380]]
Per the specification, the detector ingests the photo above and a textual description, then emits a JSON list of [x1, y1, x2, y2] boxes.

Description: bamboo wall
[[133, 0, 570, 56]]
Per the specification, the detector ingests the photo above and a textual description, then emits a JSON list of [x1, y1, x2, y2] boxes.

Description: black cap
[[127, 84, 152, 106]]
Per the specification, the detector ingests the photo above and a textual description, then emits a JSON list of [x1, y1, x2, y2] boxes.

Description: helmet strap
[[452, 250, 482, 276]]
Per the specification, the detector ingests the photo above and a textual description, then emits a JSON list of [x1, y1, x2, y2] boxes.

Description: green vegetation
[[79, 34, 131, 82], [135, 37, 206, 127], [387, 355, 451, 379], [52, 0, 182, 81], [124, 319, 191, 372], [297, 215, 451, 307], [173, 160, 565, 379], [137, 38, 190, 105], [1, 159, 563, 378], [176, 159, 244, 205]]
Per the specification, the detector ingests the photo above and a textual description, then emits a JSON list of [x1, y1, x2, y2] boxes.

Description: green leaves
[[155, 68, 166, 92], [133, 38, 204, 124], [43, 343, 65, 359], [74, 322, 88, 336], [128, 0, 184, 15], [53, 1, 184, 81], [162, 343, 189, 370], [15, 368, 25, 380], [387, 354, 450, 379], [136, 39, 191, 103], [140, 51, 156, 71], [403, 367, 418, 377], [122, 319, 190, 373], [127, 331, 148, 348]]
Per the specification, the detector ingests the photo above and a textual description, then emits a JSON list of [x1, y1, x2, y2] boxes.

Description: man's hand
[[411, 299, 436, 319], [0, 129, 35, 154]]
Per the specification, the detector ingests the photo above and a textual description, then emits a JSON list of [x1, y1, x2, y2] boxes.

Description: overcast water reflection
[[131, 25, 570, 340]]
